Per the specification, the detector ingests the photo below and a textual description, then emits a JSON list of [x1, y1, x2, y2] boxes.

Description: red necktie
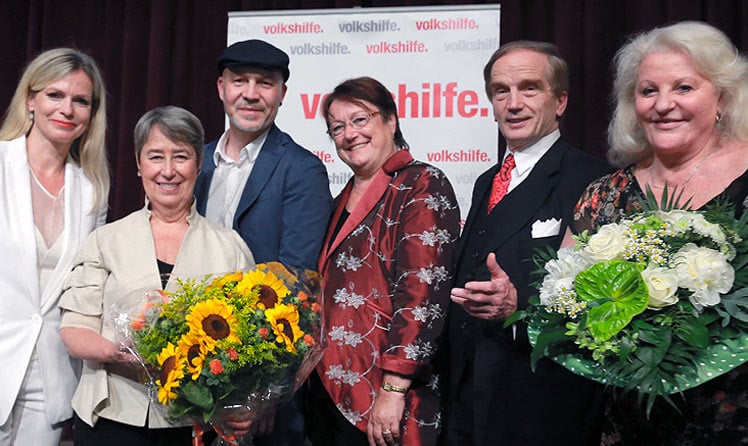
[[487, 153, 515, 213]]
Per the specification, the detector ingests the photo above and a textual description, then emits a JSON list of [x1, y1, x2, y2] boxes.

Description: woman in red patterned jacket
[[306, 77, 460, 446]]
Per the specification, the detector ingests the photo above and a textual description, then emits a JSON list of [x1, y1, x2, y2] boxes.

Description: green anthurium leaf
[[575, 260, 649, 342]]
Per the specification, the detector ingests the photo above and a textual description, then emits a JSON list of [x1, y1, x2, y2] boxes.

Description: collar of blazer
[[318, 149, 414, 272], [197, 124, 285, 222]]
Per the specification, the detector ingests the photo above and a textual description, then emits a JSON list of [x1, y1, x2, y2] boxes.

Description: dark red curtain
[[1, 0, 745, 220]]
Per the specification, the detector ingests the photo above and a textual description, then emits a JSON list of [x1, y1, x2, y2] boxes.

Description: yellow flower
[[265, 303, 304, 352], [177, 331, 217, 380], [209, 270, 244, 289], [156, 343, 186, 405], [236, 268, 290, 309], [185, 299, 242, 345]]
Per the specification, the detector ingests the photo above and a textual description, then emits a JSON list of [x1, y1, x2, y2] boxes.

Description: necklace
[[648, 149, 714, 189]]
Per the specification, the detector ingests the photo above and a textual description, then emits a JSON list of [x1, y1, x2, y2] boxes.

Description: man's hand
[[450, 253, 517, 320]]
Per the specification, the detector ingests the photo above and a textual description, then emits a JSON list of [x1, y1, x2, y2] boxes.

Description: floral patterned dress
[[315, 150, 461, 445], [572, 165, 748, 446]]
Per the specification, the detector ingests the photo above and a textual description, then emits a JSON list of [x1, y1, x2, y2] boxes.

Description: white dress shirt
[[505, 129, 561, 193], [205, 129, 269, 228]]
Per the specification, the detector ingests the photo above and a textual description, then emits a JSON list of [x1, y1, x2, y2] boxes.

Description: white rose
[[584, 223, 628, 262], [672, 243, 735, 310], [641, 266, 679, 309]]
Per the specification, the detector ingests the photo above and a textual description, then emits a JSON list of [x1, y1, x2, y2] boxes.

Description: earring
[[28, 110, 34, 121], [716, 113, 722, 122], [137, 171, 142, 177]]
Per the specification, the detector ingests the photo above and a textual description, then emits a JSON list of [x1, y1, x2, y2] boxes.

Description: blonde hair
[[608, 21, 748, 167], [0, 48, 110, 210]]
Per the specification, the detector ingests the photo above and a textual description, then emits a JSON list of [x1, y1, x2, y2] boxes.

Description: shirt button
[[478, 229, 487, 235], [472, 252, 480, 259], [460, 321, 469, 329]]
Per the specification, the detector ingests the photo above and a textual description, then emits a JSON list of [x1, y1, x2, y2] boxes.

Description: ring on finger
[[383, 429, 392, 436]]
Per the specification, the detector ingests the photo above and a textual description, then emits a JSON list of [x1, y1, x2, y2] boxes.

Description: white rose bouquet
[[508, 194, 748, 414]]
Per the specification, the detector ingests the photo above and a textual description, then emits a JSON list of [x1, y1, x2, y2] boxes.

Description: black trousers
[[73, 414, 193, 446], [304, 371, 368, 446]]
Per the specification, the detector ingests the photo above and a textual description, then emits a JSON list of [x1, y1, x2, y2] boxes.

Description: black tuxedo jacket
[[445, 139, 612, 446]]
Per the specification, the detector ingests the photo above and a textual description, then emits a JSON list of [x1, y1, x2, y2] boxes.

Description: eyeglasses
[[327, 111, 380, 137]]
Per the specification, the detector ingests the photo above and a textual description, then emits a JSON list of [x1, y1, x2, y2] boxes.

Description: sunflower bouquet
[[507, 192, 748, 414], [117, 262, 322, 444]]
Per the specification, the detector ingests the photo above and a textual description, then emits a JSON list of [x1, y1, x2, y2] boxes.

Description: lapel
[[4, 138, 40, 305], [317, 150, 413, 272], [233, 126, 284, 226], [480, 140, 569, 258], [195, 140, 218, 214]]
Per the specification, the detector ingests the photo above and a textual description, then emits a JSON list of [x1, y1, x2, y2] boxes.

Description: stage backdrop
[[227, 5, 501, 220]]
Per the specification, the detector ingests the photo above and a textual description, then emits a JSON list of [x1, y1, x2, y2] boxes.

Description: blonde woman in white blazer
[[0, 48, 109, 446]]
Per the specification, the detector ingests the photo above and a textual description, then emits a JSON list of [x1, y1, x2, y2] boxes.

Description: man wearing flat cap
[[195, 39, 332, 446]]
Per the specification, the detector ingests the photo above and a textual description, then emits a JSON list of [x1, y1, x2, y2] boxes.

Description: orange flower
[[209, 359, 224, 375], [298, 291, 308, 302], [259, 328, 269, 339], [304, 334, 315, 347], [312, 303, 321, 313], [130, 319, 145, 330], [227, 347, 239, 361]]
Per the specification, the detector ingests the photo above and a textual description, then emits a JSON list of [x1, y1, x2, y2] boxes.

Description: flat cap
[[217, 39, 290, 81]]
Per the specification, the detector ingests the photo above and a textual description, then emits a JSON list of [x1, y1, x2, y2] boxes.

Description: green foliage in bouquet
[[507, 188, 748, 415], [130, 262, 322, 422]]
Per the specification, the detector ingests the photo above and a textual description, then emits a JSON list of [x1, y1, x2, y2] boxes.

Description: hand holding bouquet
[[510, 194, 748, 414], [117, 262, 323, 445]]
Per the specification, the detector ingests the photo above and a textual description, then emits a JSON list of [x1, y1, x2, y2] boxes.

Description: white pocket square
[[531, 218, 562, 238]]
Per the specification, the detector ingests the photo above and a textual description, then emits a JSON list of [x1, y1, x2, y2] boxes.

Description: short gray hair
[[133, 106, 204, 165]]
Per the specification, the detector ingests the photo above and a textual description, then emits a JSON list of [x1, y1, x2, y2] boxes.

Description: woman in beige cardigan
[[59, 106, 254, 446]]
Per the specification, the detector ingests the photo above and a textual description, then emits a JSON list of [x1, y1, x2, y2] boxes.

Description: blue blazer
[[195, 124, 332, 271]]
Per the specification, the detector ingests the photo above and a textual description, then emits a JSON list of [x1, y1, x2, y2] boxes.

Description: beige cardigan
[[59, 205, 254, 428]]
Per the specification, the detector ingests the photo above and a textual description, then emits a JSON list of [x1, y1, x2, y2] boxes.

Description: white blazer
[[0, 136, 106, 425]]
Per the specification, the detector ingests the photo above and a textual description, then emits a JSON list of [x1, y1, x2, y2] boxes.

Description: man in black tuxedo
[[443, 41, 611, 446]]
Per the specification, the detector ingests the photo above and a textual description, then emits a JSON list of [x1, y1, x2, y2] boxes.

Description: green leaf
[[181, 380, 214, 411], [675, 319, 710, 349], [721, 289, 748, 323], [575, 260, 649, 342], [503, 309, 527, 327], [530, 329, 570, 372]]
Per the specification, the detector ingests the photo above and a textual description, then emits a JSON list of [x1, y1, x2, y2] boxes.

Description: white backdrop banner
[[227, 5, 501, 220]]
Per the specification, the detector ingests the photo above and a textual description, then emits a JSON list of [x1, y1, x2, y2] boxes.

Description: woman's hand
[[223, 407, 276, 439], [60, 326, 137, 364], [367, 373, 411, 446], [367, 390, 406, 446]]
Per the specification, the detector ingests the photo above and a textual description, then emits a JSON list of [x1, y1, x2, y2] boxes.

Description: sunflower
[[264, 303, 304, 352], [209, 270, 244, 290], [185, 299, 242, 345], [156, 343, 186, 405], [177, 331, 217, 380], [236, 268, 290, 309]]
